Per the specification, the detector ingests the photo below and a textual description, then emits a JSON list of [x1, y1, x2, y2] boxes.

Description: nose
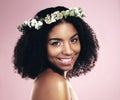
[[62, 43, 73, 56]]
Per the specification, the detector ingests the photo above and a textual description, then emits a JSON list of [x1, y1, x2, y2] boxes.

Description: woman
[[13, 6, 99, 100]]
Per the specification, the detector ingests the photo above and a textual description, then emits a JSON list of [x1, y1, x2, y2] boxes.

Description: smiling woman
[[13, 6, 99, 100], [47, 23, 80, 72]]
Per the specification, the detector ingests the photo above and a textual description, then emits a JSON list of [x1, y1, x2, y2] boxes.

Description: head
[[13, 6, 99, 79], [47, 22, 81, 75]]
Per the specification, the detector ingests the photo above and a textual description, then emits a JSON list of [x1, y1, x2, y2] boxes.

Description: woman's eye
[[51, 42, 61, 46], [71, 38, 78, 43]]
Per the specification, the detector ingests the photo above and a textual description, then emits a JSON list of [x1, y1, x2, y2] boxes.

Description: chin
[[59, 65, 74, 71]]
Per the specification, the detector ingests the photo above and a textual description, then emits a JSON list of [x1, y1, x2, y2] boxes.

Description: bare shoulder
[[30, 69, 70, 100]]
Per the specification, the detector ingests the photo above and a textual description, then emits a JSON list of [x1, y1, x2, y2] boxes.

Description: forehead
[[48, 22, 78, 39]]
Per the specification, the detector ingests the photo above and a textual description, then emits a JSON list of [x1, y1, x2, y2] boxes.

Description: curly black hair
[[13, 6, 99, 79]]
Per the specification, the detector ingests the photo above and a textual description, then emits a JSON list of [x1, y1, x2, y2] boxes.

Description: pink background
[[0, 0, 120, 100]]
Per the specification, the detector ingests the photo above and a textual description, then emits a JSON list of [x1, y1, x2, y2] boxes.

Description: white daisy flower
[[31, 19, 37, 27]]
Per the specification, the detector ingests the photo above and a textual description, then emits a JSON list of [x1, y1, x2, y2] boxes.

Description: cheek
[[77, 45, 81, 53], [47, 46, 61, 57], [73, 43, 81, 54]]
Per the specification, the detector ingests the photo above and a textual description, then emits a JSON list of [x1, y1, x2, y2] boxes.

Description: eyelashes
[[71, 38, 79, 44], [51, 41, 61, 46]]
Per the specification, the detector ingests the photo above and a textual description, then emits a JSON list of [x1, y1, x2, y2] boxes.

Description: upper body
[[13, 6, 99, 100], [31, 21, 80, 100]]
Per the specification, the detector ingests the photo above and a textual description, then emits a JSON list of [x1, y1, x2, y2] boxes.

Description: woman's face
[[47, 22, 81, 71]]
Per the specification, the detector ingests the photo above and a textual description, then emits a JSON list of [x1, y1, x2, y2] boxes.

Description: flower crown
[[18, 8, 85, 32]]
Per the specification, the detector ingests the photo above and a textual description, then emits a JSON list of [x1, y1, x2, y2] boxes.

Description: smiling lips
[[57, 58, 74, 65]]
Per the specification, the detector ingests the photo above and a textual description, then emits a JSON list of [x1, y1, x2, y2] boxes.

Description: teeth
[[60, 58, 71, 62]]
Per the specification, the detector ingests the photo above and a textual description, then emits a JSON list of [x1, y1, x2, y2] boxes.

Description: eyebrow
[[48, 33, 78, 41], [71, 33, 79, 39]]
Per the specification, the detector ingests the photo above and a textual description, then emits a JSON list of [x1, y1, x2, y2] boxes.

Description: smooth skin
[[31, 22, 81, 100], [47, 22, 81, 71]]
